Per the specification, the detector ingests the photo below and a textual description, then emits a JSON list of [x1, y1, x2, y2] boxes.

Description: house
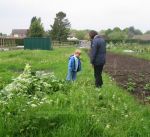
[[11, 29, 28, 38]]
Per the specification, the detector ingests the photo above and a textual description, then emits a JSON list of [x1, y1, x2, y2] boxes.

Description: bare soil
[[104, 52, 150, 103]]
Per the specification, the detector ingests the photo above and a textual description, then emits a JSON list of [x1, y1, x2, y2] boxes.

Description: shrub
[[15, 38, 24, 46]]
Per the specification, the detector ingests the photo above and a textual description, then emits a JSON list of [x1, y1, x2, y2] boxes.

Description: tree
[[128, 26, 142, 37], [108, 31, 128, 40], [113, 27, 121, 32], [75, 30, 85, 40], [104, 29, 113, 36], [100, 26, 143, 40], [70, 29, 89, 40], [50, 11, 71, 41], [107, 27, 127, 40], [99, 30, 106, 35], [134, 29, 142, 35], [31, 16, 37, 24], [28, 17, 45, 37], [145, 31, 150, 34]]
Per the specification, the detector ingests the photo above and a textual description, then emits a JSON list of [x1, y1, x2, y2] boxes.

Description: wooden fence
[[0, 37, 16, 48]]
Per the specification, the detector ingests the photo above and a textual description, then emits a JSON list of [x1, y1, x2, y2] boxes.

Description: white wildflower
[[106, 124, 111, 129], [7, 112, 11, 115], [31, 104, 37, 108], [39, 102, 44, 104]]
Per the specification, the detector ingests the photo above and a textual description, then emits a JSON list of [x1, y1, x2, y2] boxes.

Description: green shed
[[24, 37, 52, 50]]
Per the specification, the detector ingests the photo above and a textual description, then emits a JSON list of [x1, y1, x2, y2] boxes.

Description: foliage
[[0, 64, 70, 136], [70, 29, 89, 40], [0, 48, 150, 137], [1, 64, 68, 96], [108, 31, 128, 40], [31, 16, 38, 24], [144, 83, 150, 92], [127, 78, 136, 92], [50, 11, 71, 41], [28, 17, 45, 37], [101, 26, 143, 40], [127, 26, 143, 36], [15, 38, 24, 46], [145, 30, 150, 34]]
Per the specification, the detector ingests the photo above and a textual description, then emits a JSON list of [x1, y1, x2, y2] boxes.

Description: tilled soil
[[104, 52, 150, 103]]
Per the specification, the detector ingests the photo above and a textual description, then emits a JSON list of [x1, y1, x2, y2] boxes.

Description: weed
[[127, 78, 136, 92]]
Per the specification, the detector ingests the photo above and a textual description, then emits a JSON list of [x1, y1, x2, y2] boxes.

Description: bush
[[15, 38, 24, 46]]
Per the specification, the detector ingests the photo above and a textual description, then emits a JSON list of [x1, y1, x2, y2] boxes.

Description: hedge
[[15, 38, 24, 46]]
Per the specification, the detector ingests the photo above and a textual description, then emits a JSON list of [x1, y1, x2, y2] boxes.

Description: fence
[[0, 37, 16, 48]]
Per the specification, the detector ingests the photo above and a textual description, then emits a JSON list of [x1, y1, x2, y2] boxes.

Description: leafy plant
[[0, 64, 68, 97], [127, 78, 136, 92], [144, 83, 150, 91]]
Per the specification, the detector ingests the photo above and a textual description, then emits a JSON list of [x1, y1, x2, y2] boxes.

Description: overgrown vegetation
[[0, 48, 150, 137], [107, 42, 150, 60], [144, 83, 150, 92]]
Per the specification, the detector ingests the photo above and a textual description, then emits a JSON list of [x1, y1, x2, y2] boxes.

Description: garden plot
[[105, 52, 150, 103], [0, 48, 150, 137]]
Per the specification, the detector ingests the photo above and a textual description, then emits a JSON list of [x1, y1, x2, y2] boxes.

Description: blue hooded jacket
[[90, 35, 106, 65], [68, 55, 81, 72]]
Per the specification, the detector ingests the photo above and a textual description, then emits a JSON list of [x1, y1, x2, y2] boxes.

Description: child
[[66, 49, 82, 81]]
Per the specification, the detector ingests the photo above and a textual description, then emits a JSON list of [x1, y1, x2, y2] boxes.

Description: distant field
[[108, 43, 150, 60], [0, 48, 150, 137]]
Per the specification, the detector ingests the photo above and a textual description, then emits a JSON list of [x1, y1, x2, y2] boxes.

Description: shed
[[24, 37, 52, 50]]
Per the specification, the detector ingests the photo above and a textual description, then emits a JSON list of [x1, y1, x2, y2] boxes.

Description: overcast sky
[[0, 0, 150, 34]]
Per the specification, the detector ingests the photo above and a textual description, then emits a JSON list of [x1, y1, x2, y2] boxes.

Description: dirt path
[[104, 52, 150, 103]]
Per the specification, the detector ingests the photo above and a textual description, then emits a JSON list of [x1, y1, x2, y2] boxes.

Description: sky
[[0, 0, 150, 34]]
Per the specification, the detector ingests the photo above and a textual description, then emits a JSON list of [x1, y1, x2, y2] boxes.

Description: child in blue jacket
[[66, 49, 82, 81]]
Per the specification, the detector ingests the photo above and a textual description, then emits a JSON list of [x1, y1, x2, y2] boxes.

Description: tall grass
[[0, 48, 150, 137]]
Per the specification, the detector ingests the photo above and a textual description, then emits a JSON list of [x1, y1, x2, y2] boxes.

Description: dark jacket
[[90, 35, 106, 65], [68, 55, 81, 72]]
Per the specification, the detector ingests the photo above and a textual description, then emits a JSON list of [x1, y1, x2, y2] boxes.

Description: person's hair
[[74, 49, 81, 55], [89, 30, 98, 40]]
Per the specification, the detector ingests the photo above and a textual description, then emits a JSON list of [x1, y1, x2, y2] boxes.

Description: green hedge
[[15, 38, 24, 46]]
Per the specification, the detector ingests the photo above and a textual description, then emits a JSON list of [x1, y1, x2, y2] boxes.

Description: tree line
[[28, 11, 71, 42], [27, 11, 150, 41]]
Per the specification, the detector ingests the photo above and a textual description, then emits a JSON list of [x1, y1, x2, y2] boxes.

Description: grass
[[0, 48, 72, 88], [0, 47, 150, 137], [108, 43, 150, 60]]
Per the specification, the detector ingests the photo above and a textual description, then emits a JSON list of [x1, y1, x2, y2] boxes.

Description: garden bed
[[105, 52, 150, 103]]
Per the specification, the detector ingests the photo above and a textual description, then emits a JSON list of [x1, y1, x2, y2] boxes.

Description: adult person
[[89, 30, 106, 88]]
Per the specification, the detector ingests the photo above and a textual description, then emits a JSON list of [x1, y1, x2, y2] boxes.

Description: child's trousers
[[66, 71, 77, 81]]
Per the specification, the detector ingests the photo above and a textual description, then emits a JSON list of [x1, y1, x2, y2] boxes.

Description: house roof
[[133, 34, 150, 41], [12, 29, 28, 35]]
